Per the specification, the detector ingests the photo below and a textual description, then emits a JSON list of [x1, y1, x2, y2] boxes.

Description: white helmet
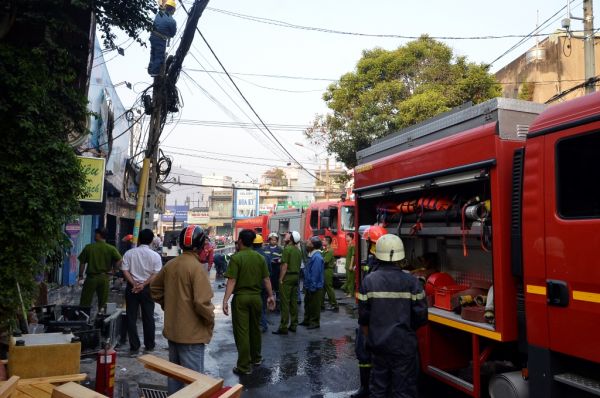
[[375, 234, 405, 262], [289, 231, 301, 244], [268, 232, 279, 240]]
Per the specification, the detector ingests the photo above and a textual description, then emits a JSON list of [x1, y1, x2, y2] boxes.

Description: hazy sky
[[104, 0, 596, 192]]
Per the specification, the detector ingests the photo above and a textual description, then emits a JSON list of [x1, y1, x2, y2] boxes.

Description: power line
[[184, 67, 594, 86], [488, 4, 571, 66], [193, 31, 321, 181], [161, 144, 321, 164], [180, 1, 319, 181], [165, 150, 294, 167], [181, 47, 291, 160], [167, 180, 341, 194], [206, 6, 583, 41]]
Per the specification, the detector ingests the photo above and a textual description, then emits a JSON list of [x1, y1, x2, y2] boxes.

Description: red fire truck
[[233, 214, 270, 239], [353, 94, 600, 397]]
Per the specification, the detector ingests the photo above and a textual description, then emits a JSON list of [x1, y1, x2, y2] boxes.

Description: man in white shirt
[[121, 228, 163, 355]]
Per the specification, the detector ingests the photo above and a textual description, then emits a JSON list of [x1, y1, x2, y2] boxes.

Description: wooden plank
[[139, 355, 223, 388], [50, 382, 107, 398], [0, 375, 86, 387], [0, 376, 19, 398], [215, 384, 243, 398], [31, 385, 54, 395], [138, 355, 223, 397], [15, 385, 48, 398], [168, 380, 214, 398]]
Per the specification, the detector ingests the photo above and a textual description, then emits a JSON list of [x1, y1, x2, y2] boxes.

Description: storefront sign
[[188, 211, 209, 224], [78, 156, 105, 202]]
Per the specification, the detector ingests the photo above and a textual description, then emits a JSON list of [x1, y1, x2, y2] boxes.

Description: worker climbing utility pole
[[132, 0, 211, 245]]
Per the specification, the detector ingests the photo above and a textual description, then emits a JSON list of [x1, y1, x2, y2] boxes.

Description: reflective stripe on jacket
[[358, 265, 427, 356]]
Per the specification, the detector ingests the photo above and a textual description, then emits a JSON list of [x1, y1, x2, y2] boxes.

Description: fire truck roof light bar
[[355, 159, 495, 198]]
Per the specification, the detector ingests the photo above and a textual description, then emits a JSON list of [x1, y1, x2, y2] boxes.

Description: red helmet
[[362, 225, 388, 242], [179, 225, 206, 251]]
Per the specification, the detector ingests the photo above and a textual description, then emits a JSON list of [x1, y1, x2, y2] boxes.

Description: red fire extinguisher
[[95, 341, 117, 397]]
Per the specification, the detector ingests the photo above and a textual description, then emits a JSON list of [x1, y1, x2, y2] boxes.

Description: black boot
[[350, 366, 370, 398]]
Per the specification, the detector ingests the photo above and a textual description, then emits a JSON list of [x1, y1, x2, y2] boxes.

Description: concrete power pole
[[584, 0, 596, 94], [132, 0, 210, 245]]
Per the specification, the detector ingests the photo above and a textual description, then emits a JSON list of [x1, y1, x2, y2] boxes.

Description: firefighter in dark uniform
[[263, 232, 283, 308], [358, 234, 428, 398], [222, 229, 275, 375], [351, 225, 388, 398]]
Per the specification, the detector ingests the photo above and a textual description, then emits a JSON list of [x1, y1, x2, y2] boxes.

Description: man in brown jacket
[[151, 225, 215, 394]]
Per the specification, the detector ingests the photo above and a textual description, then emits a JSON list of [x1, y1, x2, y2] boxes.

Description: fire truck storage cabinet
[[354, 96, 600, 398]]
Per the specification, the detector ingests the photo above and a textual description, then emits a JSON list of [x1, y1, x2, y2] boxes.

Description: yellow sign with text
[[78, 156, 105, 203]]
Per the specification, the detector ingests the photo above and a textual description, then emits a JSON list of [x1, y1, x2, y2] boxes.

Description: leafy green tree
[[306, 36, 501, 168], [0, 0, 154, 330]]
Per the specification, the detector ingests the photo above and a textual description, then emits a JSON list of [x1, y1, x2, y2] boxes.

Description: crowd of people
[[76, 225, 427, 397]]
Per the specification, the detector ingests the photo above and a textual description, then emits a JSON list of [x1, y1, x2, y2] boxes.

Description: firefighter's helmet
[[375, 234, 405, 262], [164, 0, 176, 8], [363, 225, 388, 254], [268, 232, 279, 241], [253, 234, 264, 244], [179, 225, 206, 251]]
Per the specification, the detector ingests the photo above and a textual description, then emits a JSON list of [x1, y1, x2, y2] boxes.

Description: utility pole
[[584, 0, 596, 94], [132, 0, 210, 245], [325, 157, 330, 201]]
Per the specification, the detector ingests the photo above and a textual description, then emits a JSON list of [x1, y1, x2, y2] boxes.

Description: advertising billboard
[[161, 205, 189, 222], [233, 189, 259, 219]]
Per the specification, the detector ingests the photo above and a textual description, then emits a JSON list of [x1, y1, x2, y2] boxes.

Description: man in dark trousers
[[358, 234, 428, 398], [300, 236, 325, 329], [148, 0, 177, 76], [321, 236, 338, 311], [78, 228, 122, 311], [223, 229, 275, 375], [121, 229, 162, 356]]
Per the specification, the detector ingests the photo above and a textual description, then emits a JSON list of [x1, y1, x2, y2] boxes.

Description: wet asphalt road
[[72, 272, 469, 397]]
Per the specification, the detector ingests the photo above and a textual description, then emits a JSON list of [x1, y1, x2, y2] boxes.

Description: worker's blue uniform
[[303, 250, 324, 328], [358, 263, 428, 398], [148, 11, 177, 76]]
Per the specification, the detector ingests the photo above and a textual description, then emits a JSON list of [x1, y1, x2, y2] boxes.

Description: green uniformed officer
[[344, 232, 356, 298], [321, 236, 339, 311], [272, 230, 302, 335], [78, 228, 122, 310], [223, 229, 275, 375]]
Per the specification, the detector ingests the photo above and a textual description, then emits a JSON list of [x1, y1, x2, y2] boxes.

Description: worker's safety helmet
[[289, 230, 301, 244], [363, 225, 388, 254], [310, 236, 323, 250], [375, 234, 405, 262], [268, 232, 278, 240], [164, 0, 176, 8], [179, 225, 206, 251], [253, 234, 264, 244]]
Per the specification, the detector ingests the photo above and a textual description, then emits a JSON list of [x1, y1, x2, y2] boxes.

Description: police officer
[[350, 225, 388, 398], [148, 0, 177, 76], [223, 229, 275, 375], [358, 234, 427, 398], [321, 236, 339, 311], [252, 235, 271, 333], [272, 231, 302, 335]]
